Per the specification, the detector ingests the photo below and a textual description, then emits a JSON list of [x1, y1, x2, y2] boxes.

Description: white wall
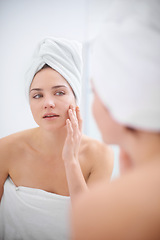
[[0, 0, 119, 178]]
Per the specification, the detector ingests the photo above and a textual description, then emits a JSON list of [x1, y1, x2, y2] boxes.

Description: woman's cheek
[[63, 105, 70, 119]]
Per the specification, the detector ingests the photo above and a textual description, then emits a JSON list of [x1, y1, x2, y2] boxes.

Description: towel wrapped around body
[[0, 177, 71, 240]]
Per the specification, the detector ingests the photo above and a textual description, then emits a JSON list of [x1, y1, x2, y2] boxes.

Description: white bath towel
[[92, 0, 160, 131], [0, 177, 71, 240], [25, 37, 83, 105]]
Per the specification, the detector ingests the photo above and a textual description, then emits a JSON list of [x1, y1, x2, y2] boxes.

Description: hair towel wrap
[[25, 37, 83, 105], [92, 0, 160, 131]]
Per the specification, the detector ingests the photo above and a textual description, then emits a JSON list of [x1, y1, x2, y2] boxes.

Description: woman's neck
[[122, 131, 160, 167], [32, 127, 67, 158]]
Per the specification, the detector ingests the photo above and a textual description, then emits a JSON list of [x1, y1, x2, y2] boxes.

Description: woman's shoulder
[[80, 135, 114, 180], [73, 160, 160, 240], [81, 134, 114, 162], [0, 128, 36, 155]]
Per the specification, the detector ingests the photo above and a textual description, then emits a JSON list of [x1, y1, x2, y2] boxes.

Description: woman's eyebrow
[[30, 88, 42, 92], [30, 85, 67, 92], [51, 85, 67, 89]]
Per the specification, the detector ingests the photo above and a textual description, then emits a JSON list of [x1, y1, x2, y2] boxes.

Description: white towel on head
[[25, 37, 83, 105], [92, 0, 160, 131]]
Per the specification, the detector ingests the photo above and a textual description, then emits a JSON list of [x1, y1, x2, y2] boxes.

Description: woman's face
[[92, 91, 124, 145], [29, 67, 76, 131]]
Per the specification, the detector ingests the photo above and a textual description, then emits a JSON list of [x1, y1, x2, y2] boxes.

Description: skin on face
[[92, 91, 124, 145], [29, 67, 76, 132]]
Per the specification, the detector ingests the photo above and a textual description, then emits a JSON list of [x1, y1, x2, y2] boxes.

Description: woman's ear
[[119, 148, 133, 175]]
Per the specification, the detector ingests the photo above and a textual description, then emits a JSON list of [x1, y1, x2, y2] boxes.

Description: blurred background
[[0, 0, 119, 178]]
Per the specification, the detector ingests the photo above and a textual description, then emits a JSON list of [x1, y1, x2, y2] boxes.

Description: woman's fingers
[[63, 106, 82, 161], [76, 106, 82, 132], [69, 105, 82, 132], [62, 119, 73, 160], [66, 119, 73, 140], [68, 106, 82, 149], [68, 107, 78, 133]]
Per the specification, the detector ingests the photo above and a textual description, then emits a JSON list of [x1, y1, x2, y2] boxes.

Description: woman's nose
[[43, 97, 55, 109]]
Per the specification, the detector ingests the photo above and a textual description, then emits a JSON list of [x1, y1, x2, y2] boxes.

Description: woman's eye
[[55, 91, 65, 96], [33, 94, 43, 99]]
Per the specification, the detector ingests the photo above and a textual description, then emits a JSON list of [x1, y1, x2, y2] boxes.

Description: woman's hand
[[62, 105, 87, 200], [62, 105, 82, 162]]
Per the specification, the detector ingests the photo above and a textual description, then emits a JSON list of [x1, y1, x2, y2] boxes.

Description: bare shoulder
[[80, 135, 114, 184], [0, 129, 35, 199], [81, 134, 113, 160], [0, 128, 34, 154], [73, 160, 160, 240], [0, 128, 37, 168]]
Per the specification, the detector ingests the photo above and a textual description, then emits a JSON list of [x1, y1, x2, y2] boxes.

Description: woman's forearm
[[64, 159, 88, 202]]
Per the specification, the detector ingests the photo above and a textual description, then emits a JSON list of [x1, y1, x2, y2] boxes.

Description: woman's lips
[[43, 113, 60, 119]]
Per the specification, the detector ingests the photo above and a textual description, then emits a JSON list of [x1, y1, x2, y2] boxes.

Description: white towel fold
[[0, 178, 71, 240], [92, 0, 160, 131], [25, 37, 83, 105]]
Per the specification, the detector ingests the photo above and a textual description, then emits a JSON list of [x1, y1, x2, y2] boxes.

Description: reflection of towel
[[0, 177, 71, 240], [25, 37, 83, 105], [92, 0, 160, 131]]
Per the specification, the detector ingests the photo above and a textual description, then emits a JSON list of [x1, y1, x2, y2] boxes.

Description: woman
[[73, 1, 160, 239], [0, 37, 113, 239]]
